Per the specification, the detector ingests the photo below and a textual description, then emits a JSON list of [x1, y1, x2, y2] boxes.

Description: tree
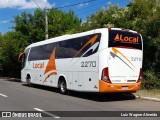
[[0, 8, 82, 77], [0, 32, 21, 77], [13, 8, 81, 44], [13, 10, 45, 43], [48, 9, 81, 37]]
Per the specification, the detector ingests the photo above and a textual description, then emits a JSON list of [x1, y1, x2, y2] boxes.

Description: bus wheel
[[26, 76, 32, 87], [59, 80, 67, 94]]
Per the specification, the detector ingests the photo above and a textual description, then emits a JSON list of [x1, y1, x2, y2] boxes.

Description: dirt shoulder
[[134, 89, 160, 99]]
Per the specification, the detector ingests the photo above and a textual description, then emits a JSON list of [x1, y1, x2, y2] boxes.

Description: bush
[[141, 70, 160, 90]]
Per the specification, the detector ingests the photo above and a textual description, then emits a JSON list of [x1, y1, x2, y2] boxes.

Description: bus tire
[[58, 79, 67, 95], [26, 75, 32, 87]]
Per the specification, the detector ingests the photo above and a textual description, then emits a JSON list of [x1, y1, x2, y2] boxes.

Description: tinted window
[[28, 43, 56, 61], [28, 46, 43, 61], [109, 30, 142, 50], [42, 43, 56, 59], [28, 33, 101, 61], [56, 33, 101, 58], [82, 34, 101, 57]]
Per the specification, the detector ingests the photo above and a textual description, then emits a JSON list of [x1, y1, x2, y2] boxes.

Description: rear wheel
[[59, 80, 67, 94], [26, 75, 32, 87]]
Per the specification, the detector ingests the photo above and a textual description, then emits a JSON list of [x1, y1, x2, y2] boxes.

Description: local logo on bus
[[114, 34, 139, 44], [33, 62, 44, 69]]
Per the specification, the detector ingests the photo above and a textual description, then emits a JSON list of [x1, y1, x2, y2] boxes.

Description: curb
[[136, 95, 160, 102]]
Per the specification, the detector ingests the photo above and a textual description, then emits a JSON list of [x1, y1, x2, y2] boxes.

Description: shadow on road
[[3, 78, 21, 83], [22, 84, 59, 93], [69, 92, 136, 102], [22, 83, 136, 102]]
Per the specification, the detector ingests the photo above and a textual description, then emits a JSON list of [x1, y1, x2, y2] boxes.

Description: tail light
[[101, 67, 112, 83], [108, 28, 111, 31], [137, 68, 142, 83]]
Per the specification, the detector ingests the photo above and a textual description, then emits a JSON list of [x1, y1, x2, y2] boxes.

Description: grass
[[134, 89, 160, 99]]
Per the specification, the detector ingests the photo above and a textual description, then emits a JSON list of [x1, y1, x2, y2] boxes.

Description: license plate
[[121, 86, 128, 89]]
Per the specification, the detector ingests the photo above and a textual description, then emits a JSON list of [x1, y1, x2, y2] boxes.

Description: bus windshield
[[108, 30, 142, 50], [21, 48, 29, 69]]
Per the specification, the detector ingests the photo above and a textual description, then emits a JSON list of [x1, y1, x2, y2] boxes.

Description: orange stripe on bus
[[43, 72, 57, 83], [44, 48, 57, 74], [112, 47, 135, 67], [72, 35, 98, 59]]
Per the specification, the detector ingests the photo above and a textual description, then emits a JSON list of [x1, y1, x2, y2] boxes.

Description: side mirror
[[18, 52, 25, 62]]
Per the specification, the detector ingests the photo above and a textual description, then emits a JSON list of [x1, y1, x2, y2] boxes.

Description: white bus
[[18, 28, 143, 94]]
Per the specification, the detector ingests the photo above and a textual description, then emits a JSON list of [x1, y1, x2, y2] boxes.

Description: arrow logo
[[110, 47, 135, 71]]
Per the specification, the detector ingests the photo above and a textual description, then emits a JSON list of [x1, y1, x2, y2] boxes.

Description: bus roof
[[25, 28, 139, 50]]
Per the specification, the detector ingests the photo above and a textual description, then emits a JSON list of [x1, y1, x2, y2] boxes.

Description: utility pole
[[45, 7, 48, 39]]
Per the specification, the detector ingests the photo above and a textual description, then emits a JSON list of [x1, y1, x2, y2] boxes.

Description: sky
[[0, 0, 130, 34]]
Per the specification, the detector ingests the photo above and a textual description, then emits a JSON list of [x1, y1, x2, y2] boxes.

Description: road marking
[[54, 116, 60, 118], [0, 93, 8, 97], [34, 108, 60, 118], [34, 108, 44, 111]]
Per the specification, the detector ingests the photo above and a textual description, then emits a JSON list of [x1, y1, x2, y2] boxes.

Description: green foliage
[[13, 10, 45, 43], [142, 70, 160, 90], [48, 9, 81, 37], [0, 32, 21, 77], [13, 8, 81, 44], [0, 8, 81, 77]]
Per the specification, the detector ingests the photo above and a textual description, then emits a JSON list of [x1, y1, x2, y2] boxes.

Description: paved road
[[0, 77, 160, 120]]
